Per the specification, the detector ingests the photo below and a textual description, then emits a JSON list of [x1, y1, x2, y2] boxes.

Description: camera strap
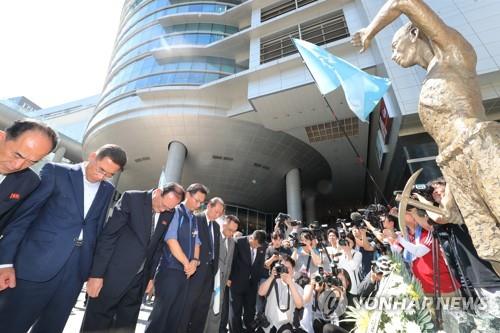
[[306, 254, 312, 273], [313, 292, 319, 311], [274, 280, 290, 313]]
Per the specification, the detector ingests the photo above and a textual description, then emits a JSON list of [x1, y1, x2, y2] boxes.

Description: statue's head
[[392, 22, 432, 68]]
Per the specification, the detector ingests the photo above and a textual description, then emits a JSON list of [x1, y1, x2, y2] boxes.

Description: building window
[[261, 0, 319, 22], [260, 10, 349, 64]]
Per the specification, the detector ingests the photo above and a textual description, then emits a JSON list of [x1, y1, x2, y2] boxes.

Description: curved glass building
[[85, 0, 445, 232]]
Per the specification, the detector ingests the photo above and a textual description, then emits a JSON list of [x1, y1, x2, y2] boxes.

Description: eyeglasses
[[192, 197, 205, 205], [95, 165, 115, 178]]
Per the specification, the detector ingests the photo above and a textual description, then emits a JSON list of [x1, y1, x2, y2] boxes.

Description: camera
[[338, 229, 348, 247], [313, 271, 342, 287], [358, 204, 387, 230], [288, 232, 305, 248], [309, 223, 329, 243], [412, 183, 434, 202], [275, 212, 290, 224], [295, 273, 310, 288], [248, 312, 270, 331], [274, 263, 289, 277], [275, 213, 291, 237]]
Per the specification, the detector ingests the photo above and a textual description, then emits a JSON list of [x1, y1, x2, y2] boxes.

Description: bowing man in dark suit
[[80, 182, 185, 333], [178, 197, 225, 333], [0, 119, 58, 237], [203, 215, 240, 333], [146, 183, 208, 333], [229, 230, 267, 333], [0, 144, 127, 333]]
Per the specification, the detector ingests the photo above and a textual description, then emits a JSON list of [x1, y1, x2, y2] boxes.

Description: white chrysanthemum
[[383, 321, 400, 333], [405, 321, 422, 333], [390, 314, 403, 329]]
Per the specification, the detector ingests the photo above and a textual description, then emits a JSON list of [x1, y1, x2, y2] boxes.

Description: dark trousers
[[81, 271, 147, 332], [0, 247, 84, 333], [219, 286, 230, 333], [145, 267, 190, 333], [229, 285, 258, 333], [178, 263, 215, 333]]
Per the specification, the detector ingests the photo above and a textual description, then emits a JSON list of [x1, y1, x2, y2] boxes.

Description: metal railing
[[260, 10, 349, 64], [261, 0, 318, 22]]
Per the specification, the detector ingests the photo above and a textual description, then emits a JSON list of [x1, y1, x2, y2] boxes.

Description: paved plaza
[[63, 287, 152, 333]]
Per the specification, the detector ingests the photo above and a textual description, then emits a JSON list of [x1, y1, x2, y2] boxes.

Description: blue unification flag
[[292, 38, 391, 122]]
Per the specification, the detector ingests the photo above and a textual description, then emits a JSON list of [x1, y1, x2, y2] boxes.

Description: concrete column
[[52, 146, 66, 162], [162, 141, 186, 185], [286, 168, 302, 221], [304, 192, 316, 225]]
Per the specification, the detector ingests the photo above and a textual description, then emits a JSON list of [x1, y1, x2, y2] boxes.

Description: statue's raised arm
[[352, 0, 475, 70]]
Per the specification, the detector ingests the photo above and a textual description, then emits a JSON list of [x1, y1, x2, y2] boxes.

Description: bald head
[[0, 119, 58, 174]]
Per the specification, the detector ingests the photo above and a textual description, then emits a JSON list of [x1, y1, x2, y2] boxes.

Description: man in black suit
[[145, 183, 208, 333], [178, 197, 225, 332], [229, 229, 267, 333], [80, 182, 185, 333], [0, 119, 58, 236]]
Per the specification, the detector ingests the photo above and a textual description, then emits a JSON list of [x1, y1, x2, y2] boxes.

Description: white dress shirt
[[77, 163, 101, 240]]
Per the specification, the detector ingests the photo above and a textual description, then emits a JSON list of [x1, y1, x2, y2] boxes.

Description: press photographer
[[357, 256, 392, 302], [416, 179, 500, 317], [348, 214, 375, 280], [325, 229, 340, 257], [336, 233, 361, 297], [265, 232, 293, 271], [274, 213, 300, 239], [292, 230, 322, 280], [257, 257, 304, 333], [254, 232, 295, 329], [301, 265, 350, 333]]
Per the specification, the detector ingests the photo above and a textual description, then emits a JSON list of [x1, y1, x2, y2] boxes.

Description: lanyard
[[273, 280, 291, 312]]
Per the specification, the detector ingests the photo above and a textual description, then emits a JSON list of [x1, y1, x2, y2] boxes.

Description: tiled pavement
[[63, 288, 153, 333]]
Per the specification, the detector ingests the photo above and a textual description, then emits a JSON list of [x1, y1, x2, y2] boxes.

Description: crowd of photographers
[[233, 176, 499, 333]]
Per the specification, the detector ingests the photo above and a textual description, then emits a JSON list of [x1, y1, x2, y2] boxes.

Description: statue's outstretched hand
[[351, 28, 371, 53]]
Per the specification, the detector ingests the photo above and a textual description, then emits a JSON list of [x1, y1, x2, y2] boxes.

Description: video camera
[[412, 183, 434, 202], [357, 204, 388, 230], [275, 212, 290, 225], [288, 232, 305, 248], [308, 222, 329, 243]]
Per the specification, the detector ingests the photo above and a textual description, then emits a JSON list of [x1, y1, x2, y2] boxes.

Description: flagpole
[[292, 38, 389, 205]]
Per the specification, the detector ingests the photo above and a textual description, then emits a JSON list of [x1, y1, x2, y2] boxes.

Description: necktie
[[208, 221, 214, 260], [251, 248, 256, 265], [150, 211, 156, 240]]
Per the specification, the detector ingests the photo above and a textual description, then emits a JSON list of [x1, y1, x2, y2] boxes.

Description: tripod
[[430, 224, 462, 331]]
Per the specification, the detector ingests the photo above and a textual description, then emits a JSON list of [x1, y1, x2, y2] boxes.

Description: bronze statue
[[352, 0, 500, 271]]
